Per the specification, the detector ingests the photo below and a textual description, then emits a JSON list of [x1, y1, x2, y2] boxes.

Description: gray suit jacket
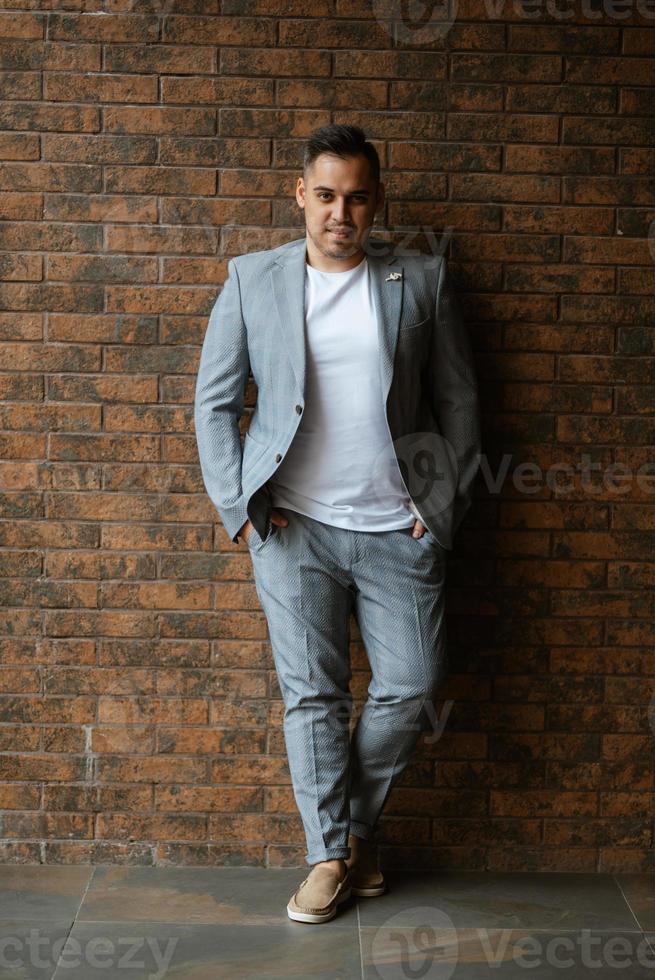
[[194, 235, 481, 550]]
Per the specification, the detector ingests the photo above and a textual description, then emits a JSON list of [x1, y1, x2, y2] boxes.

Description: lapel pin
[[385, 271, 403, 282]]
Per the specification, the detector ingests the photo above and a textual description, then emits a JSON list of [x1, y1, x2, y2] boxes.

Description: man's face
[[296, 152, 384, 260]]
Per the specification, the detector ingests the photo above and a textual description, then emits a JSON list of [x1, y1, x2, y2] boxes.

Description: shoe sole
[[351, 882, 386, 897], [287, 885, 352, 923]]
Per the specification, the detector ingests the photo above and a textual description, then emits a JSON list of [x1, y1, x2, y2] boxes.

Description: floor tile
[[52, 921, 362, 979], [0, 866, 92, 921], [360, 926, 655, 979], [0, 920, 74, 980], [78, 866, 321, 925], [614, 874, 655, 931], [356, 871, 636, 930]]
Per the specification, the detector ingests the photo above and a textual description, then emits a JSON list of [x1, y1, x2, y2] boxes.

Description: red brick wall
[[1, 4, 654, 870]]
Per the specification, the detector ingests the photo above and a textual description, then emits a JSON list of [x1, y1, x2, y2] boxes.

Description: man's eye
[[317, 194, 366, 201]]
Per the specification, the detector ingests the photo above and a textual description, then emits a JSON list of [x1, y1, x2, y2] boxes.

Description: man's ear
[[296, 177, 306, 209]]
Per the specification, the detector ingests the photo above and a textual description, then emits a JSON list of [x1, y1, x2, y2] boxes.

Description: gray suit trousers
[[246, 506, 448, 866]]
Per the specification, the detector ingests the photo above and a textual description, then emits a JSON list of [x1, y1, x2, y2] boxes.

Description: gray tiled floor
[[0, 865, 653, 978]]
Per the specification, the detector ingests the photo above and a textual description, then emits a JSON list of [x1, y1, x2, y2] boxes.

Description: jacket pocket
[[400, 315, 430, 332]]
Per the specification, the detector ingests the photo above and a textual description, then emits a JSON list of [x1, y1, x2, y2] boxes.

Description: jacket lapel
[[270, 235, 404, 404]]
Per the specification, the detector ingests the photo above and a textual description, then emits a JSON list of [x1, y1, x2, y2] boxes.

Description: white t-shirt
[[268, 254, 416, 532]]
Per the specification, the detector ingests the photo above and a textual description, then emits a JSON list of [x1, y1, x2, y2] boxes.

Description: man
[[194, 124, 480, 924]]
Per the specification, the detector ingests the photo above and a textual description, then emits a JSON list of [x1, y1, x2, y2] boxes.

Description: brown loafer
[[345, 833, 386, 897], [287, 864, 352, 923]]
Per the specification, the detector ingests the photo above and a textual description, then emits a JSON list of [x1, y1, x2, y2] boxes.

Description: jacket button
[[295, 404, 303, 414], [275, 453, 282, 463]]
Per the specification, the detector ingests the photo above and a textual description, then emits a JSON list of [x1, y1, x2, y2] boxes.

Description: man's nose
[[332, 201, 349, 222]]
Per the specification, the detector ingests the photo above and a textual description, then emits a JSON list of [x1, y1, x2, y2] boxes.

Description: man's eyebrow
[[312, 186, 371, 194]]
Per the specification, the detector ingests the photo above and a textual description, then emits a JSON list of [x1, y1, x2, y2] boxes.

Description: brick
[[453, 232, 560, 264], [448, 84, 504, 112], [165, 15, 275, 46], [566, 56, 655, 85], [48, 13, 159, 43], [562, 116, 655, 146], [564, 236, 651, 264], [44, 193, 157, 223], [334, 50, 446, 79], [0, 192, 42, 220], [509, 26, 619, 54], [505, 145, 615, 175], [100, 523, 212, 552], [391, 142, 501, 172], [622, 29, 655, 55], [507, 84, 617, 114], [159, 139, 269, 168], [448, 113, 559, 143], [104, 45, 215, 75], [505, 263, 614, 293], [619, 269, 655, 294], [49, 434, 160, 463], [564, 177, 655, 205], [0, 132, 40, 159], [47, 375, 158, 403], [104, 166, 216, 196], [8, 397, 99, 433], [503, 206, 613, 235], [619, 147, 655, 175], [44, 73, 157, 104], [275, 79, 386, 109], [0, 373, 43, 399], [0, 163, 102, 194], [221, 47, 330, 77], [0, 40, 101, 72], [164, 75, 273, 107], [105, 106, 215, 136], [561, 296, 655, 324], [453, 174, 559, 203], [220, 107, 331, 138], [0, 12, 43, 39], [45, 550, 156, 581], [0, 104, 99, 133], [280, 17, 387, 48], [44, 135, 156, 168], [452, 53, 562, 82]]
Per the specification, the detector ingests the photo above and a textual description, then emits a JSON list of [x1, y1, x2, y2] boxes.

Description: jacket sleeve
[[430, 257, 481, 538], [194, 258, 250, 544]]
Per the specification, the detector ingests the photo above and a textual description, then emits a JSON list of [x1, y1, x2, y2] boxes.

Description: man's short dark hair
[[303, 124, 380, 185]]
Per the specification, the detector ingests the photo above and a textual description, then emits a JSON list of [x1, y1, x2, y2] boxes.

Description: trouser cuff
[[305, 845, 351, 865]]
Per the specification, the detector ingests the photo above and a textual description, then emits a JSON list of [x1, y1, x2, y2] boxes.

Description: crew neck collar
[[305, 253, 367, 276]]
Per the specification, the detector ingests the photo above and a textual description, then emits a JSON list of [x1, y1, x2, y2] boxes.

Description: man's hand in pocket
[[411, 519, 428, 539], [239, 510, 289, 545]]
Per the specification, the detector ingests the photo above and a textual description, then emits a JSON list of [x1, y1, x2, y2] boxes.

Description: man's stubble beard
[[305, 223, 370, 261]]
